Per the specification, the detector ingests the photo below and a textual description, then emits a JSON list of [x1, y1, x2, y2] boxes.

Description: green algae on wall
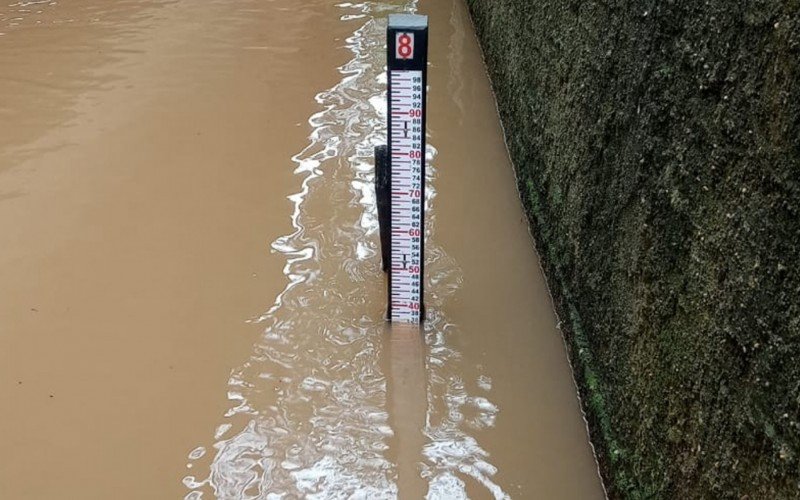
[[464, 0, 800, 498]]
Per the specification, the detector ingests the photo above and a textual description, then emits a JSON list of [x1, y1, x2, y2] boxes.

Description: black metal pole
[[375, 144, 390, 272]]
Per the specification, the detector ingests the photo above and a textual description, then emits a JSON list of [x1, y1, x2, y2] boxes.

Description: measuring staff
[[378, 14, 428, 324]]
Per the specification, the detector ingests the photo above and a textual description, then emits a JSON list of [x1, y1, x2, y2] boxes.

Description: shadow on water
[[183, 1, 506, 498]]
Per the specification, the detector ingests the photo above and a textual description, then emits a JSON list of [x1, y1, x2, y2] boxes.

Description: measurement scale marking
[[389, 67, 424, 323]]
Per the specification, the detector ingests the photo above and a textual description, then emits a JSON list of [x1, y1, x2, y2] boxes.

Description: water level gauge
[[383, 14, 428, 324]]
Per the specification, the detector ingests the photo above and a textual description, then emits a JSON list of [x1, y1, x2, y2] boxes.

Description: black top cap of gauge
[[387, 14, 428, 70]]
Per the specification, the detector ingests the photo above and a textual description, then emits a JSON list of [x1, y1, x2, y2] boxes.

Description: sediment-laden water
[[0, 0, 604, 498]]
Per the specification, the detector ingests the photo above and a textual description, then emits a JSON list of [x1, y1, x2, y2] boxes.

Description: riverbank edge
[[463, 0, 799, 498], [460, 7, 621, 496], [464, 50, 623, 500]]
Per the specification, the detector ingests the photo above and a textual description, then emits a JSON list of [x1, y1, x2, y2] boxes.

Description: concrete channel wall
[[464, 1, 800, 498]]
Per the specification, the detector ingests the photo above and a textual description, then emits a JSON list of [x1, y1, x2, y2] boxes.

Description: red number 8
[[398, 33, 413, 59]]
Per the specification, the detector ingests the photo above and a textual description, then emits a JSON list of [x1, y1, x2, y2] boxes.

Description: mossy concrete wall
[[464, 1, 800, 497]]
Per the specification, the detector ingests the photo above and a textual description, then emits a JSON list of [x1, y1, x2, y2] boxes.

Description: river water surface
[[0, 0, 604, 498]]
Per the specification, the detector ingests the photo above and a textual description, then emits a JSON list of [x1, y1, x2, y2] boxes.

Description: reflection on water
[[387, 323, 427, 498], [183, 1, 506, 498]]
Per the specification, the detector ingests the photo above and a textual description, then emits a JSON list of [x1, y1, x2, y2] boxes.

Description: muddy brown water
[[0, 0, 604, 498]]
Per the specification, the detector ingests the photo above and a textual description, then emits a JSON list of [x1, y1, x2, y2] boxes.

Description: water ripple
[[184, 1, 507, 498]]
